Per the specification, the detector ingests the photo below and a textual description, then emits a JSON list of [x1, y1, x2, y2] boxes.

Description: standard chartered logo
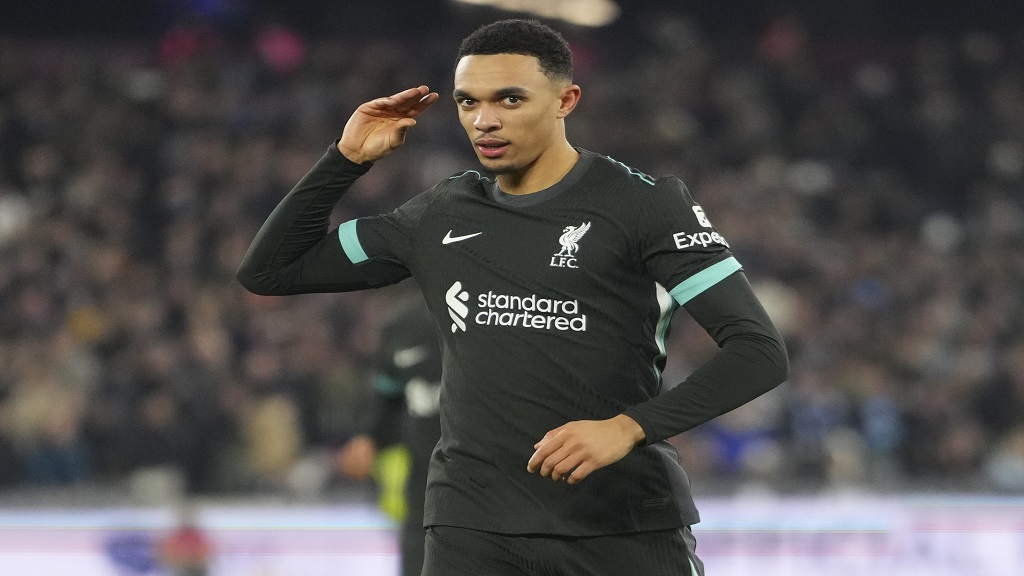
[[445, 281, 588, 333], [446, 281, 470, 332]]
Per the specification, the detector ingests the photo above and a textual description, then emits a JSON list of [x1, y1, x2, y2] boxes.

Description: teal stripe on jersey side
[[669, 256, 742, 305], [338, 219, 369, 264], [689, 557, 699, 576], [651, 283, 678, 382], [373, 374, 404, 396]]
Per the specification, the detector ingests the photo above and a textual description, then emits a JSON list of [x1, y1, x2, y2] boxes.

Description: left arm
[[623, 270, 788, 443], [528, 271, 788, 484]]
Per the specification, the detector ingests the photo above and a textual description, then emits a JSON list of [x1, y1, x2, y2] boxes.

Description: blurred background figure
[[337, 287, 442, 576]]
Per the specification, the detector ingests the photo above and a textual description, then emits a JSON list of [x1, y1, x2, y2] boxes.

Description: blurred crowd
[[0, 14, 1022, 499]]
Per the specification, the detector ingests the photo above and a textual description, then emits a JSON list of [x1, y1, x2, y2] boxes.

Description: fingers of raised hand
[[370, 86, 433, 112], [407, 91, 440, 116], [391, 92, 439, 120]]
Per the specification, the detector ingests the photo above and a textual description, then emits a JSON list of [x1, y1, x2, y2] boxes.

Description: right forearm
[[238, 86, 437, 295], [236, 143, 371, 294]]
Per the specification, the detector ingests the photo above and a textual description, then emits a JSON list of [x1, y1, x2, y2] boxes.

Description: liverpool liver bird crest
[[556, 222, 591, 257]]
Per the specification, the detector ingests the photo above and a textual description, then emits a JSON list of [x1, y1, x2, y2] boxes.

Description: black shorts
[[421, 525, 704, 576]]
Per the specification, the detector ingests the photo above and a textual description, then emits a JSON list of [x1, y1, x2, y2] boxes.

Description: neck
[[497, 140, 579, 195]]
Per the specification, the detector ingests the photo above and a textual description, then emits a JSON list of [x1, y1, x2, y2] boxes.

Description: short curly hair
[[457, 19, 573, 81]]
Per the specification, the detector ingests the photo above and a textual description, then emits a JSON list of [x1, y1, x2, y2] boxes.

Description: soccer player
[[337, 291, 441, 576], [238, 19, 788, 576]]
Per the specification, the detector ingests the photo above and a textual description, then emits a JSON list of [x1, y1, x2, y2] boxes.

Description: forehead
[[454, 54, 553, 93]]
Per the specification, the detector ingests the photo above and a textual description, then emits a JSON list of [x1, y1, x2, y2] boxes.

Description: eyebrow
[[453, 86, 530, 100]]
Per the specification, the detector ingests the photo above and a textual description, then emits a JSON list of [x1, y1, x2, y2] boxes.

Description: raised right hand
[[337, 85, 439, 165]]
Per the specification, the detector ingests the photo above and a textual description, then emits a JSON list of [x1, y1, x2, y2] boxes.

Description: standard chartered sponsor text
[[475, 291, 587, 331]]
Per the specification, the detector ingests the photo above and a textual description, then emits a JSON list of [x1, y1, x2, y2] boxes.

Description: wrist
[[613, 414, 646, 446], [336, 141, 373, 166]]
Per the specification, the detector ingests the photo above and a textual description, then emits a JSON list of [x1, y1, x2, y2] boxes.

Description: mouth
[[475, 139, 510, 159]]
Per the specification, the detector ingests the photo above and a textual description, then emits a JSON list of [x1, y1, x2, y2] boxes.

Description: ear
[[556, 84, 581, 119]]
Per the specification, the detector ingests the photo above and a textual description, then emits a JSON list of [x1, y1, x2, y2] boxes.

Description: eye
[[503, 96, 522, 105], [458, 98, 477, 107]]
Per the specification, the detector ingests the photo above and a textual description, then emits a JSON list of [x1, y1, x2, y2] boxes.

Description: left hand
[[527, 414, 645, 485]]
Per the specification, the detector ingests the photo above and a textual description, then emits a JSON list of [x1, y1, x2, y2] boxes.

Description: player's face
[[453, 54, 575, 175]]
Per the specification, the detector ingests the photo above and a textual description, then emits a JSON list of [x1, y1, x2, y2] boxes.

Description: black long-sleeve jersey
[[238, 144, 788, 536]]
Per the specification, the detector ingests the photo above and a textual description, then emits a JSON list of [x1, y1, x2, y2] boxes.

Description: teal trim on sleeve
[[373, 374, 404, 396], [338, 219, 369, 264], [669, 256, 742, 305]]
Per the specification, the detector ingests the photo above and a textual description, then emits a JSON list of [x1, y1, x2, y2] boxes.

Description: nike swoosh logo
[[393, 346, 429, 369], [442, 230, 482, 245]]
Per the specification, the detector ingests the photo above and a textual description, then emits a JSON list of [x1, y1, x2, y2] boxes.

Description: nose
[[473, 104, 501, 132]]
